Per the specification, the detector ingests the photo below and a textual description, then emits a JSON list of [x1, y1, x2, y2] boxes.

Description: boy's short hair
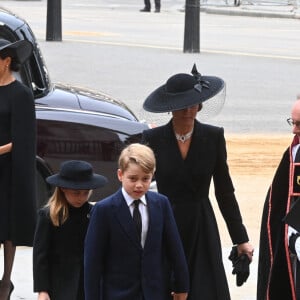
[[118, 143, 156, 174]]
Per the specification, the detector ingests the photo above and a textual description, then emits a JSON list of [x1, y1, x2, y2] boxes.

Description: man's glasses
[[287, 118, 300, 127]]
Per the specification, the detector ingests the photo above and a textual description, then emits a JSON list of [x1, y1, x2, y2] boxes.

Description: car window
[[36, 166, 51, 208], [37, 119, 125, 202]]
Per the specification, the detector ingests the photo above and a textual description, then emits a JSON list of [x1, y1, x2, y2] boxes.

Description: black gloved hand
[[228, 245, 250, 287]]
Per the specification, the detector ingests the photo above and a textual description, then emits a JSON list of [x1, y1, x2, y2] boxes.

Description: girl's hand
[[38, 291, 50, 300], [171, 292, 188, 300]]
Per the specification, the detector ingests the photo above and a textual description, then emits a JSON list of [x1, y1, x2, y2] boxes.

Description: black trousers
[[144, 0, 160, 9]]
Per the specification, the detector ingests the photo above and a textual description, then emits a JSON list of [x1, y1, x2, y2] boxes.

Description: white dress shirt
[[122, 187, 149, 248]]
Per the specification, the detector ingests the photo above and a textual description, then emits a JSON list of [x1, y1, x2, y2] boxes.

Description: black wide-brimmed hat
[[0, 39, 33, 64], [143, 64, 225, 113], [46, 160, 108, 190]]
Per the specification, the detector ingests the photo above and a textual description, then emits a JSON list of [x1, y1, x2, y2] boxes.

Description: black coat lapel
[[143, 193, 161, 253]]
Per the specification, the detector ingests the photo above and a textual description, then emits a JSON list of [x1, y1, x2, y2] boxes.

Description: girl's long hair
[[45, 187, 69, 227], [45, 188, 93, 226]]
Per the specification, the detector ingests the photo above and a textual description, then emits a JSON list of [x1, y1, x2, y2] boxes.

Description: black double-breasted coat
[[142, 120, 249, 300], [33, 202, 92, 300]]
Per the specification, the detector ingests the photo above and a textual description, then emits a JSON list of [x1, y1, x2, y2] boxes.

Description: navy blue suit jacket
[[84, 189, 189, 300]]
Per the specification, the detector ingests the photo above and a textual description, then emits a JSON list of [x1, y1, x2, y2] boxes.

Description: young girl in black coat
[[33, 160, 107, 300]]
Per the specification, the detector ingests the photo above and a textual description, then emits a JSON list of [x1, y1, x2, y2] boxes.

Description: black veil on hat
[[0, 39, 33, 64], [142, 64, 226, 119]]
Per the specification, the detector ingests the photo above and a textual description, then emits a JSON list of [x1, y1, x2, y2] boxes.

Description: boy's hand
[[171, 292, 188, 300], [38, 291, 50, 300]]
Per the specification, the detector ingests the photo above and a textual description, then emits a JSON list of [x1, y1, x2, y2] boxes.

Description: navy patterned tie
[[133, 200, 142, 242]]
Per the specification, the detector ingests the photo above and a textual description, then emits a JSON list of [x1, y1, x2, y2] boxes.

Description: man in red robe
[[257, 99, 300, 300]]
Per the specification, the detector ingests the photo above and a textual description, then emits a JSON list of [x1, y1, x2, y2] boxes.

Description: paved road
[[2, 0, 300, 135], [9, 0, 300, 134], [0, 0, 297, 299]]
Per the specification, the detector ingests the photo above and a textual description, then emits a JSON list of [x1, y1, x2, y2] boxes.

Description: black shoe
[[154, 8, 160, 12], [8, 282, 14, 300], [140, 7, 150, 12], [0, 281, 14, 300]]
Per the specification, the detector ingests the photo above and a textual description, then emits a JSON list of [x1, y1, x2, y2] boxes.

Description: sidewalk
[[199, 0, 300, 18], [202, 3, 300, 19], [13, 0, 300, 19], [1, 246, 257, 300]]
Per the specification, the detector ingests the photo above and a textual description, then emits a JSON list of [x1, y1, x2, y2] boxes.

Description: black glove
[[228, 245, 250, 287]]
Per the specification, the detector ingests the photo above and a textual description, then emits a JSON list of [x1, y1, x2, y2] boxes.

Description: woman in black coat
[[0, 39, 35, 299], [33, 160, 107, 300], [141, 65, 254, 299]]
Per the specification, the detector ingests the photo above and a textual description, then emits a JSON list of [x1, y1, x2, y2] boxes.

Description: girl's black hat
[[46, 160, 108, 190]]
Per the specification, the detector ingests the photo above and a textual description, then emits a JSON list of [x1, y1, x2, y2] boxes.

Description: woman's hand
[[171, 292, 188, 300], [237, 242, 254, 262], [38, 291, 50, 300], [0, 142, 12, 155]]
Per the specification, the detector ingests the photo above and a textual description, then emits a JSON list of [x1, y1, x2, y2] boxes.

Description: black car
[[0, 7, 149, 207]]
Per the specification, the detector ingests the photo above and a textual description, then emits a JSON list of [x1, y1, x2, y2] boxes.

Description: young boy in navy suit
[[84, 143, 189, 300]]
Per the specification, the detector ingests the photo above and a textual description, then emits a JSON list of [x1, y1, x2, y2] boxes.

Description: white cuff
[[295, 238, 300, 261], [288, 226, 298, 241]]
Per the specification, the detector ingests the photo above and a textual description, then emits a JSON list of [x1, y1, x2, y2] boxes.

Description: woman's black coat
[[0, 81, 36, 246], [33, 202, 92, 300], [142, 120, 249, 300]]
